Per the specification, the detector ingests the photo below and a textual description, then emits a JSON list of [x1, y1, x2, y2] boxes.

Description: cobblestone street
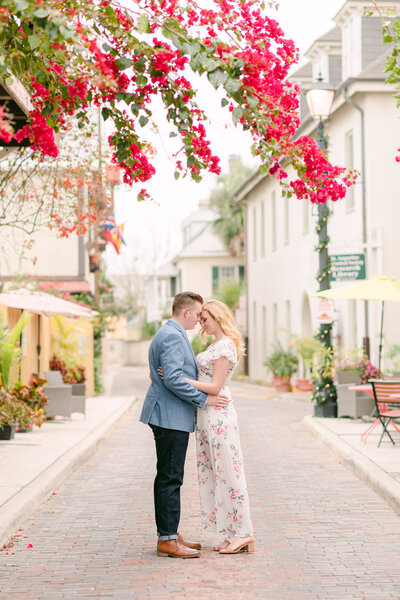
[[1, 367, 400, 599]]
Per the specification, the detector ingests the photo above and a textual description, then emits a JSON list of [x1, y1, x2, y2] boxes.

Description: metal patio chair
[[370, 379, 400, 447]]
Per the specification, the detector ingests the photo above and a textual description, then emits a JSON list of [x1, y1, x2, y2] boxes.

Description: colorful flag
[[103, 216, 126, 254]]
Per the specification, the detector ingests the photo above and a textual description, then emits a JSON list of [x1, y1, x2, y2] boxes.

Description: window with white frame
[[262, 305, 267, 360], [285, 300, 291, 343], [271, 191, 277, 251], [261, 199, 265, 257], [345, 129, 355, 213], [253, 205, 257, 261], [284, 195, 289, 245], [302, 199, 309, 235], [212, 265, 243, 292], [273, 302, 278, 344]]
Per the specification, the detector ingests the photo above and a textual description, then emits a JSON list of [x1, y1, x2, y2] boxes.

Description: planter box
[[337, 384, 375, 418], [314, 402, 337, 418], [336, 370, 361, 385], [0, 424, 16, 440]]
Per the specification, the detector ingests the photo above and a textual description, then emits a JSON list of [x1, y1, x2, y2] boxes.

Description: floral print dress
[[195, 338, 253, 542]]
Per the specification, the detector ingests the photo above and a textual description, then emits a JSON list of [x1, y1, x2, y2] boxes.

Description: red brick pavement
[[1, 368, 400, 599]]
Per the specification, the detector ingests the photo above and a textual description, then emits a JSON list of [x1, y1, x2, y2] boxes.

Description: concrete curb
[[303, 414, 400, 516], [0, 397, 136, 548]]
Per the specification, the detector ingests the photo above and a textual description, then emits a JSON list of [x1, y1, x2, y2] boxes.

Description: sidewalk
[[0, 392, 135, 549], [303, 414, 400, 516]]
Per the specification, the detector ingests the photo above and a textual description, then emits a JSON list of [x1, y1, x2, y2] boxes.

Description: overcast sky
[[106, 0, 345, 275]]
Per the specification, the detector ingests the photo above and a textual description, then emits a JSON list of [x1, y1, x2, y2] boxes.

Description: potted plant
[[12, 375, 48, 429], [0, 311, 31, 438], [264, 342, 299, 393], [311, 346, 337, 418], [0, 389, 22, 440], [291, 336, 324, 392]]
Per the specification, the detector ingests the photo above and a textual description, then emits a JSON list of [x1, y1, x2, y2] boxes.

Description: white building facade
[[239, 0, 400, 379], [148, 201, 245, 321]]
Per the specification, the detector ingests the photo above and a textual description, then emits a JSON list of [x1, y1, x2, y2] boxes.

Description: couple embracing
[[140, 291, 254, 558]]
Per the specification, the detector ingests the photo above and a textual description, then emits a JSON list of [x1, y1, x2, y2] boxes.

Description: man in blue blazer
[[140, 291, 229, 558]]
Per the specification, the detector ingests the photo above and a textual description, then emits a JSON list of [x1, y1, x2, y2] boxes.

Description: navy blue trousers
[[150, 424, 189, 540]]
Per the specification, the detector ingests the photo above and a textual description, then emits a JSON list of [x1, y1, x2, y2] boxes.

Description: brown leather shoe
[[157, 539, 200, 558], [178, 533, 202, 550]]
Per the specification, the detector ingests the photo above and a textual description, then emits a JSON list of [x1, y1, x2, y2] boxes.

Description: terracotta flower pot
[[296, 378, 313, 392], [273, 375, 291, 393]]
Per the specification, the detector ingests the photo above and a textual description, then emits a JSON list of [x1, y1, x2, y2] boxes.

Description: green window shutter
[[212, 266, 219, 292], [238, 265, 245, 282]]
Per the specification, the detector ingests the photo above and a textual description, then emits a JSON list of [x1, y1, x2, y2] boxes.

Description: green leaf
[[221, 98, 229, 107], [136, 75, 147, 88], [208, 68, 228, 88], [28, 34, 41, 50], [232, 107, 244, 125], [174, 171, 180, 180], [259, 164, 268, 176], [116, 57, 135, 70], [224, 78, 242, 94], [199, 56, 220, 72], [383, 33, 394, 44], [102, 43, 114, 53], [139, 115, 149, 127], [169, 132, 178, 137], [102, 107, 111, 121], [14, 0, 29, 10], [34, 8, 49, 18], [136, 14, 151, 34], [247, 95, 259, 109]]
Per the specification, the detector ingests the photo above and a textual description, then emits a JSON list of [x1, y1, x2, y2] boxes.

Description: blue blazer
[[139, 319, 208, 433]]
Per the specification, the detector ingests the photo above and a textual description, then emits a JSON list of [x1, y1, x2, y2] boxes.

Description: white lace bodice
[[196, 338, 237, 393]]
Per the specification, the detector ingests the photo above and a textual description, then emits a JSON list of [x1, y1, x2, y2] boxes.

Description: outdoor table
[[349, 386, 400, 443], [348, 384, 373, 395]]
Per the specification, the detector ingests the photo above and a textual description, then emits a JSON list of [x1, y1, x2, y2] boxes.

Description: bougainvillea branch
[[0, 0, 353, 209]]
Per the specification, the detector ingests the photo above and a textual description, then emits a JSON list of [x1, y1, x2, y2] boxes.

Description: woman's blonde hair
[[201, 299, 245, 360]]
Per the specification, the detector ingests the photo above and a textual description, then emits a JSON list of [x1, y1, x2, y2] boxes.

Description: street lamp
[[306, 77, 335, 347]]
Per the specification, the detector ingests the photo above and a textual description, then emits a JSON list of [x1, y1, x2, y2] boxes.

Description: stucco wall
[[178, 255, 244, 300], [245, 90, 400, 380]]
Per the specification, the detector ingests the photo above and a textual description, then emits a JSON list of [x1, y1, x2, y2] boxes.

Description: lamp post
[[306, 78, 335, 347]]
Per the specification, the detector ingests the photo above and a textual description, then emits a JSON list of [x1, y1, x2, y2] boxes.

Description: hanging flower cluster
[[0, 0, 354, 205]]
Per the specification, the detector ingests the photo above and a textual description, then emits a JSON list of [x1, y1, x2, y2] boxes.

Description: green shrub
[[191, 334, 214, 356], [214, 278, 243, 310], [141, 321, 160, 340]]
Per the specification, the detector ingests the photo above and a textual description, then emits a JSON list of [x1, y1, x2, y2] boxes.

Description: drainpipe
[[344, 88, 370, 357]]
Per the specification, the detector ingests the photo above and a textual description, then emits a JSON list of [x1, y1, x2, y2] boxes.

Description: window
[[284, 195, 289, 245], [262, 305, 267, 360], [238, 265, 245, 282], [221, 266, 235, 279], [261, 200, 265, 257], [271, 191, 277, 251], [212, 266, 219, 292], [253, 206, 257, 261], [345, 130, 355, 213], [253, 301, 257, 364], [302, 199, 309, 235], [212, 266, 241, 292], [170, 276, 177, 297], [273, 302, 278, 344], [285, 300, 291, 342]]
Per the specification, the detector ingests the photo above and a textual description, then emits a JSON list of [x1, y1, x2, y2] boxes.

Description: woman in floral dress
[[185, 299, 254, 554]]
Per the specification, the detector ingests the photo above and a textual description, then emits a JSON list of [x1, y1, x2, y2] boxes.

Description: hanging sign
[[316, 298, 334, 324], [330, 254, 366, 281]]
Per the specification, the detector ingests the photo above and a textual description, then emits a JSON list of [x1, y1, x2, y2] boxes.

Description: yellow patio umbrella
[[314, 276, 400, 373]]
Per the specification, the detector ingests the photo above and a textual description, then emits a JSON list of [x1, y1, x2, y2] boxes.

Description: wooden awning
[[0, 76, 32, 147]]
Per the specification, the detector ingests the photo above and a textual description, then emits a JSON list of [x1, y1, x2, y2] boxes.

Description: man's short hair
[[172, 291, 203, 315]]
